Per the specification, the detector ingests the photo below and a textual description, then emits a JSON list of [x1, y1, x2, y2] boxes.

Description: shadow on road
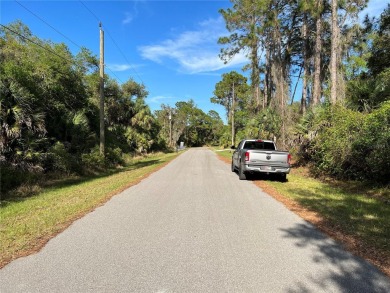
[[281, 222, 390, 293]]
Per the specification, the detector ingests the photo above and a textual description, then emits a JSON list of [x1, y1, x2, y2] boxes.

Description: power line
[[79, 0, 100, 23], [2, 24, 124, 85], [12, 0, 146, 89], [79, 0, 146, 86], [3, 22, 128, 100], [14, 0, 83, 50], [10, 1, 105, 78], [0, 24, 73, 65], [105, 30, 145, 85], [1, 24, 85, 81], [105, 66, 124, 84]]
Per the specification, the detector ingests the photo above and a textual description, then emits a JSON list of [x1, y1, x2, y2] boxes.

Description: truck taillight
[[288, 154, 292, 164], [245, 151, 250, 161]]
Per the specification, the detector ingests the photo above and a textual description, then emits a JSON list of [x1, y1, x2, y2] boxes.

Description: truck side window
[[244, 142, 254, 149]]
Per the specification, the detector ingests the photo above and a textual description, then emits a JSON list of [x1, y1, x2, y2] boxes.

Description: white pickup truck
[[231, 139, 291, 181]]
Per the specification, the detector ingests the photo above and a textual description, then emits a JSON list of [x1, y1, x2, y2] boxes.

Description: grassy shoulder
[[0, 152, 181, 268], [214, 148, 390, 276]]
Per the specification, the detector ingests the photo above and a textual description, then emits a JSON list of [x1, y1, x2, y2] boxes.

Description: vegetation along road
[[1, 148, 389, 292]]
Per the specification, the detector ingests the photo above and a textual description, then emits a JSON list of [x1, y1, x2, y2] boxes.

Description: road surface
[[1, 148, 389, 292]]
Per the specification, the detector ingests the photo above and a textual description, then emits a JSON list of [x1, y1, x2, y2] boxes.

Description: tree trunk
[[301, 13, 308, 114], [264, 42, 271, 108], [250, 15, 260, 113], [280, 66, 286, 149], [330, 0, 338, 105], [312, 3, 323, 106], [263, 68, 267, 110], [273, 23, 287, 148]]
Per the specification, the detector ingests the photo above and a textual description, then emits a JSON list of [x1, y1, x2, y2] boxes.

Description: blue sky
[[1, 0, 387, 122]]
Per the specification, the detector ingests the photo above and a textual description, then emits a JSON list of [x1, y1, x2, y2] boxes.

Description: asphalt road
[[1, 148, 390, 292]]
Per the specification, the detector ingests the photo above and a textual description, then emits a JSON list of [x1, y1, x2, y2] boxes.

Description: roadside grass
[[265, 170, 390, 252], [214, 148, 390, 275], [0, 152, 180, 268], [214, 148, 233, 158]]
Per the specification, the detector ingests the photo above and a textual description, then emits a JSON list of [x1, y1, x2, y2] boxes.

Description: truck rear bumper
[[243, 164, 290, 174]]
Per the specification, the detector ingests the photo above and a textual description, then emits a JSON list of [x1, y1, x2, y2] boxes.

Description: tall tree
[[266, 0, 300, 146], [219, 0, 264, 112], [211, 71, 249, 146], [346, 6, 390, 111], [330, 0, 339, 104], [312, 0, 324, 106], [301, 10, 309, 113], [368, 4, 390, 76], [207, 110, 224, 145], [330, 0, 368, 104]]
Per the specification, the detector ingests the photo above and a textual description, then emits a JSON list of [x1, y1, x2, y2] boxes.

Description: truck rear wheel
[[239, 165, 246, 180]]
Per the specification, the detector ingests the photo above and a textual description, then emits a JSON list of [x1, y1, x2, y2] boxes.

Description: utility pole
[[231, 82, 235, 147], [99, 22, 105, 156], [169, 109, 172, 147]]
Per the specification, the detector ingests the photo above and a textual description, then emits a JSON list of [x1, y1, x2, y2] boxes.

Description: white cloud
[[107, 64, 132, 72], [146, 95, 176, 104], [138, 17, 248, 74], [179, 51, 247, 73], [122, 1, 143, 25], [122, 12, 134, 25]]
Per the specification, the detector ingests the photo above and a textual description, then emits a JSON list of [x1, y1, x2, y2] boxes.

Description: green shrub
[[81, 147, 105, 170], [45, 142, 73, 173], [81, 146, 124, 171], [311, 105, 365, 178], [353, 101, 390, 183], [0, 163, 42, 198], [1, 164, 23, 196], [105, 147, 124, 166], [309, 102, 390, 183]]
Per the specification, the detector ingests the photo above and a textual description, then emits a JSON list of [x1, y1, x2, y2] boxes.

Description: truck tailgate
[[246, 150, 290, 166]]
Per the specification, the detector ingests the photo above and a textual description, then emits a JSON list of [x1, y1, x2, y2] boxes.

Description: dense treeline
[[0, 21, 224, 195], [155, 101, 225, 148], [213, 1, 389, 183]]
